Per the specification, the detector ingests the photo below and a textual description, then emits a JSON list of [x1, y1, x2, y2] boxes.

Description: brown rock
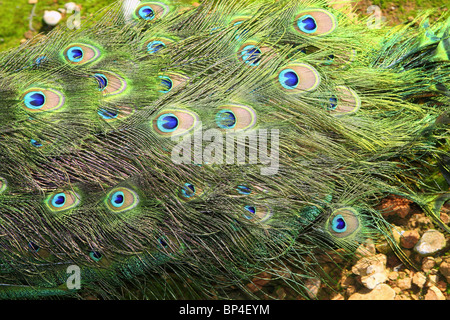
[[425, 286, 446, 300], [397, 277, 412, 290], [426, 273, 439, 287], [388, 271, 398, 281], [439, 258, 450, 282], [348, 284, 396, 300], [412, 272, 427, 289], [378, 195, 412, 218], [422, 256, 436, 272], [331, 293, 345, 300], [352, 254, 388, 289], [400, 230, 420, 249], [304, 278, 321, 299], [440, 211, 449, 225]]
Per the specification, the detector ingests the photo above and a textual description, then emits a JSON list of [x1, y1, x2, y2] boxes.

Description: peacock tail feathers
[[0, 0, 448, 299]]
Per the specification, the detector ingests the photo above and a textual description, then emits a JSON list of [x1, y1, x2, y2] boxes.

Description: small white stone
[[43, 10, 62, 26], [414, 229, 446, 255], [64, 2, 79, 12]]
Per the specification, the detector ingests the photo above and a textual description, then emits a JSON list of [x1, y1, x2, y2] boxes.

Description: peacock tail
[[0, 0, 448, 299]]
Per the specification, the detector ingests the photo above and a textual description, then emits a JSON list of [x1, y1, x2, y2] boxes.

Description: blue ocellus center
[[237, 185, 251, 195], [147, 41, 165, 54], [216, 109, 236, 129], [244, 205, 256, 219], [98, 108, 118, 120], [159, 76, 173, 92], [24, 91, 46, 109], [297, 15, 317, 33], [279, 69, 299, 89], [28, 242, 40, 252], [139, 6, 155, 20], [30, 139, 43, 148], [111, 191, 125, 207], [68, 47, 84, 62], [181, 183, 196, 198], [241, 45, 262, 66], [90, 251, 103, 262], [332, 214, 347, 233], [52, 193, 66, 208], [157, 113, 179, 132], [94, 74, 108, 91], [158, 236, 169, 248], [328, 97, 338, 110]]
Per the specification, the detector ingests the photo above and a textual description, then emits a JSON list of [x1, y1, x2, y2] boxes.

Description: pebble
[[348, 284, 396, 300], [43, 10, 62, 26], [352, 254, 388, 289], [421, 256, 436, 272], [400, 230, 420, 249], [414, 229, 446, 255], [439, 257, 450, 282], [426, 273, 439, 287], [65, 2, 79, 12], [331, 293, 345, 300], [388, 271, 398, 281], [425, 286, 446, 300], [412, 272, 427, 288], [397, 277, 412, 290], [304, 278, 321, 299]]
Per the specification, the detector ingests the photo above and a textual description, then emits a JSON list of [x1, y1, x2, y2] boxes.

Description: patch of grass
[[0, 0, 113, 52]]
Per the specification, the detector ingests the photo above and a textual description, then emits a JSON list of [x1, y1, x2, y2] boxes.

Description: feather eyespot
[[153, 109, 199, 137], [277, 63, 321, 93], [22, 88, 65, 113], [156, 235, 185, 256], [93, 71, 127, 96], [231, 16, 250, 40], [145, 37, 174, 54], [294, 9, 337, 36], [28, 242, 40, 253], [89, 251, 103, 262], [45, 190, 81, 212], [63, 43, 100, 65], [243, 205, 273, 223], [326, 207, 361, 238], [215, 104, 257, 132], [236, 185, 252, 195], [105, 187, 139, 213], [238, 44, 262, 66], [179, 183, 203, 201], [97, 105, 135, 122], [237, 42, 275, 67], [158, 73, 188, 93], [30, 138, 49, 149], [326, 86, 361, 116], [135, 2, 169, 21]]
